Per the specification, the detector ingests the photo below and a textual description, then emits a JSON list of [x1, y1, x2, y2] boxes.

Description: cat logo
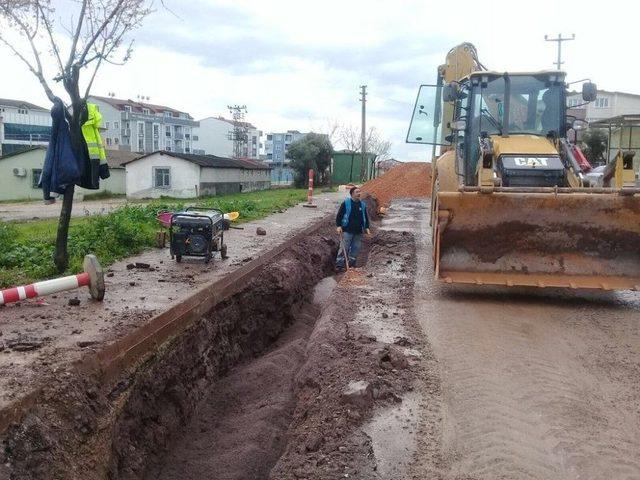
[[514, 157, 548, 167]]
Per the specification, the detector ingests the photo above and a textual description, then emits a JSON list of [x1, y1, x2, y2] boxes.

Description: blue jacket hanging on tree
[[39, 98, 82, 202]]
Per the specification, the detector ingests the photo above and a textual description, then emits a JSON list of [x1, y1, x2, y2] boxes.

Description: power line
[[227, 104, 248, 159], [544, 33, 575, 70]]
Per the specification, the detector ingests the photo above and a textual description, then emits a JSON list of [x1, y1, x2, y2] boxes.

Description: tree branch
[[66, 0, 87, 69], [76, 0, 126, 66], [36, 0, 64, 73]]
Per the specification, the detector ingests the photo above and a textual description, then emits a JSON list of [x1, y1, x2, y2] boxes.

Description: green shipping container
[[331, 150, 377, 184]]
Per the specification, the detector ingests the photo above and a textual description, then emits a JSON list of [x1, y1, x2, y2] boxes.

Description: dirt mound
[[362, 162, 432, 206]]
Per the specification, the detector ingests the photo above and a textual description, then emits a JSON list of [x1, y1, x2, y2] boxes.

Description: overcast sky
[[2, 0, 638, 161]]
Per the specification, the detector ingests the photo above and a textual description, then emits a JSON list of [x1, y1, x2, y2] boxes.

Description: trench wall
[[1, 223, 337, 480]]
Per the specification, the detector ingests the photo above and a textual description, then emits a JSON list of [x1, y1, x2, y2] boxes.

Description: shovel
[[339, 231, 350, 271]]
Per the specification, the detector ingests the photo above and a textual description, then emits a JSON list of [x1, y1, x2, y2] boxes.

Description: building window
[[164, 111, 172, 118], [142, 108, 150, 115], [267, 134, 273, 140], [153, 138, 159, 150], [138, 137, 144, 152], [114, 121, 119, 129], [106, 137, 112, 146], [594, 97, 610, 108], [267, 153, 273, 159], [193, 135, 199, 141], [285, 134, 292, 141], [137, 122, 144, 135], [114, 137, 119, 145], [18, 108, 28, 115], [124, 105, 132, 112], [105, 121, 110, 129], [32, 169, 42, 188], [166, 140, 172, 151], [153, 124, 160, 136], [165, 125, 171, 137], [153, 167, 171, 188]]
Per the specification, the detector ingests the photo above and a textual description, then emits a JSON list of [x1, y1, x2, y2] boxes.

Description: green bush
[[0, 188, 308, 287]]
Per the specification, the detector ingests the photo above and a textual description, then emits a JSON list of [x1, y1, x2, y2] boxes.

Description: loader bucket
[[433, 189, 640, 290]]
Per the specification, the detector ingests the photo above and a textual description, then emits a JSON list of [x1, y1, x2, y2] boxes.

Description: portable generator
[[169, 207, 228, 263]]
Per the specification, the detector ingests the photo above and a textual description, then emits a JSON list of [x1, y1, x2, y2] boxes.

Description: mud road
[[388, 199, 640, 479]]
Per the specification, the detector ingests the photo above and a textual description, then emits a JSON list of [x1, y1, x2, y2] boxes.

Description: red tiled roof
[[90, 95, 192, 119]]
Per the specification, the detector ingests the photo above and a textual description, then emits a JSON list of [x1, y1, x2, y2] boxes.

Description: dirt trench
[[1, 222, 338, 480]]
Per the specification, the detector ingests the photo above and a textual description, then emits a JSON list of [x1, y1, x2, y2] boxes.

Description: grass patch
[[0, 188, 308, 287]]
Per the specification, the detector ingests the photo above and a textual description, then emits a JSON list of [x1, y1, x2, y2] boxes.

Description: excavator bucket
[[433, 189, 640, 290]]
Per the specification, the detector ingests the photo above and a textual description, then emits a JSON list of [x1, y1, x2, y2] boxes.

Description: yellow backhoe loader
[[407, 43, 640, 290]]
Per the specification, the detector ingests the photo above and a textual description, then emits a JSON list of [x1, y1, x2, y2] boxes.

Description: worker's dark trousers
[[336, 232, 362, 268]]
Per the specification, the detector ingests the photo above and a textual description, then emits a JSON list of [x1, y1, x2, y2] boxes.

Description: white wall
[[125, 152, 200, 198], [193, 117, 234, 157], [569, 91, 640, 123], [0, 148, 126, 201], [200, 167, 270, 183]]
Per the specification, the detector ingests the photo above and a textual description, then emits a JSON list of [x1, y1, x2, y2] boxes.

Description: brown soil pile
[[362, 162, 432, 206]]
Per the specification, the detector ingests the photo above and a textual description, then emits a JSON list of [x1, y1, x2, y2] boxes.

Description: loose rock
[[341, 380, 373, 408]]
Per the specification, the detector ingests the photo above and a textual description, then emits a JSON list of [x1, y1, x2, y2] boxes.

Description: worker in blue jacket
[[335, 186, 371, 270]]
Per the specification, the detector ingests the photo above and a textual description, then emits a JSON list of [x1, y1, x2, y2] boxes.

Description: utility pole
[[544, 33, 575, 70], [360, 85, 367, 182], [227, 104, 248, 158]]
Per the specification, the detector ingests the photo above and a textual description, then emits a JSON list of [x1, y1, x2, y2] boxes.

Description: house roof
[[123, 151, 271, 170], [105, 150, 142, 168], [90, 95, 193, 119], [568, 89, 640, 98], [589, 114, 640, 128], [0, 98, 49, 111], [0, 145, 137, 169], [0, 146, 45, 160], [199, 116, 258, 130]]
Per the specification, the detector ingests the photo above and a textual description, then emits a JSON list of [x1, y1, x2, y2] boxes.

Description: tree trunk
[[53, 79, 85, 273], [54, 185, 75, 272]]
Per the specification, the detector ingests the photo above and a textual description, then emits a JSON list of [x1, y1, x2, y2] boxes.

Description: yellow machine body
[[425, 44, 640, 291]]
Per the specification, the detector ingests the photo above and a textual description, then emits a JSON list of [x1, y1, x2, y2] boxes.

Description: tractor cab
[[407, 71, 598, 187]]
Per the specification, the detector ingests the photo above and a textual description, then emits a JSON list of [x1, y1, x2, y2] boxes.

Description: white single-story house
[[0, 147, 138, 202], [122, 151, 272, 199]]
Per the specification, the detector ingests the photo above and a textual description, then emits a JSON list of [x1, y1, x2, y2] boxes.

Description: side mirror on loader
[[582, 82, 597, 102]]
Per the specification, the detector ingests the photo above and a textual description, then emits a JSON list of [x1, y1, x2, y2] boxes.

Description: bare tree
[[0, 0, 155, 272], [366, 127, 392, 162], [337, 125, 392, 181]]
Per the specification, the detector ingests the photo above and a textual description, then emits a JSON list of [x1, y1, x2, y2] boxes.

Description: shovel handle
[[339, 231, 350, 270]]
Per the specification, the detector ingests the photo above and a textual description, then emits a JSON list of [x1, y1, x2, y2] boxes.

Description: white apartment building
[[0, 98, 52, 156], [193, 116, 262, 159], [567, 90, 640, 123], [89, 95, 199, 155]]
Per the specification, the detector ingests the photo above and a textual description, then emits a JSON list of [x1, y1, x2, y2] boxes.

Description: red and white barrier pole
[[0, 254, 105, 306], [308, 169, 314, 203], [303, 169, 317, 208]]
